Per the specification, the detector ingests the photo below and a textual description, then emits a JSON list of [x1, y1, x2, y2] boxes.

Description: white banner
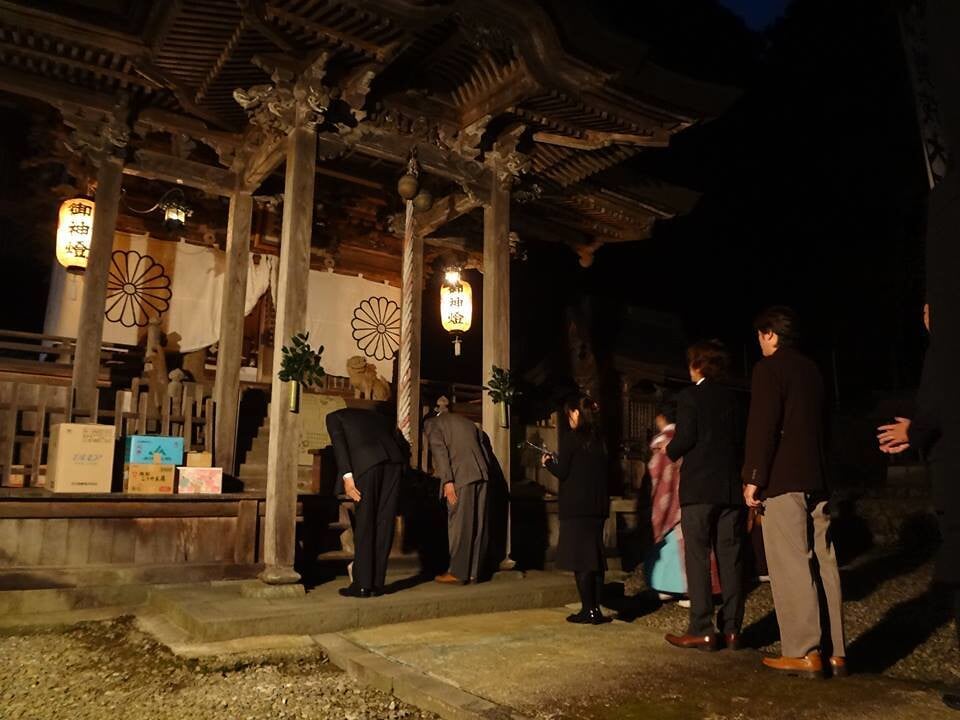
[[44, 233, 401, 382]]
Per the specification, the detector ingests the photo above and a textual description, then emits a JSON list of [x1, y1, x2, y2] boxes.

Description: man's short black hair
[[753, 306, 799, 347]]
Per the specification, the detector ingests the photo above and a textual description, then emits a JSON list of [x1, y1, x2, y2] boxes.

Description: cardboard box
[[185, 451, 212, 468], [47, 423, 116, 493], [177, 466, 222, 494], [125, 464, 175, 494], [124, 435, 184, 466]]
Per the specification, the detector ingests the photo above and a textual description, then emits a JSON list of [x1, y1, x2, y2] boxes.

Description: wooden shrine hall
[[0, 0, 736, 593]]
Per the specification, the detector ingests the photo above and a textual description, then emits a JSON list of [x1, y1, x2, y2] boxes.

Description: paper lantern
[[440, 276, 472, 357], [55, 197, 95, 273]]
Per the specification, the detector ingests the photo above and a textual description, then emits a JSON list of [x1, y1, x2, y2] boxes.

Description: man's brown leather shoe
[[665, 632, 720, 652], [762, 651, 824, 678], [434, 572, 465, 585], [829, 656, 849, 678], [724, 632, 743, 651]]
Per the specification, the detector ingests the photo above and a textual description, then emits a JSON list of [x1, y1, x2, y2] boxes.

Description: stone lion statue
[[346, 356, 392, 401]]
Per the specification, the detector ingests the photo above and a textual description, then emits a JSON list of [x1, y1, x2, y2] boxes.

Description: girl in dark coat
[[543, 395, 611, 624]]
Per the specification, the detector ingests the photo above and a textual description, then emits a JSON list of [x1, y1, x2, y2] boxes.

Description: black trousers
[[680, 503, 745, 636], [352, 462, 402, 589]]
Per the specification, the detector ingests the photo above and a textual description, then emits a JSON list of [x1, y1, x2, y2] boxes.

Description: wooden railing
[[0, 329, 141, 386]]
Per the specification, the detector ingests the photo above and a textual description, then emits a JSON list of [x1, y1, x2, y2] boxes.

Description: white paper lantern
[[55, 197, 95, 272], [440, 277, 472, 356]]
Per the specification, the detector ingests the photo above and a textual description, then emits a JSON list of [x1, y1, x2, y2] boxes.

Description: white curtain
[[44, 233, 401, 380]]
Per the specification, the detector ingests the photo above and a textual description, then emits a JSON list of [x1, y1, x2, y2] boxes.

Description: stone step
[[147, 571, 578, 644]]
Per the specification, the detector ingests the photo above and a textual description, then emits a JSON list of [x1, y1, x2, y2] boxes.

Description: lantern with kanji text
[[55, 197, 95, 273], [440, 267, 473, 357]]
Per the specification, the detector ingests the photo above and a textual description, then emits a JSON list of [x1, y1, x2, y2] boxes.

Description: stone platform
[[144, 571, 579, 644], [331, 607, 956, 720]]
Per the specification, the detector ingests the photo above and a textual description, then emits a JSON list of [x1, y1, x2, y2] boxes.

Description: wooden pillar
[[483, 170, 513, 566], [260, 124, 316, 585], [71, 156, 123, 417], [397, 207, 424, 467], [214, 192, 253, 476]]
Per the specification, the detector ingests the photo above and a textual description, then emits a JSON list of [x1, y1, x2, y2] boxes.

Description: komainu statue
[[346, 356, 392, 401]]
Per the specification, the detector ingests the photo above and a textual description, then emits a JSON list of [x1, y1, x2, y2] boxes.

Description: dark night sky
[[718, 0, 791, 28]]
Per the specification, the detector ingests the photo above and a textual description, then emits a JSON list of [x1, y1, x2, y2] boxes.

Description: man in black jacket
[[879, 303, 960, 710], [326, 407, 406, 597], [664, 340, 745, 652], [743, 307, 845, 679]]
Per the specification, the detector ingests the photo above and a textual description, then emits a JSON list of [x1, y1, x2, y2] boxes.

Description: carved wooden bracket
[[59, 97, 131, 165], [485, 123, 529, 186], [233, 52, 333, 138]]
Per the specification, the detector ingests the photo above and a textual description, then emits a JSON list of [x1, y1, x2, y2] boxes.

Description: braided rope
[[397, 199, 415, 441]]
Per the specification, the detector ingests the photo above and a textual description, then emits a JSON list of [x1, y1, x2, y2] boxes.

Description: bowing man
[[326, 407, 406, 598]]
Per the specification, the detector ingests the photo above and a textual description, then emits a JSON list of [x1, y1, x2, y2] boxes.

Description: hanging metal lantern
[[159, 190, 193, 233], [440, 267, 472, 356], [55, 196, 95, 273]]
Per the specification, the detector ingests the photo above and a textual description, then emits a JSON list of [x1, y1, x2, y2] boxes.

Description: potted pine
[[278, 332, 325, 414], [485, 365, 517, 429]]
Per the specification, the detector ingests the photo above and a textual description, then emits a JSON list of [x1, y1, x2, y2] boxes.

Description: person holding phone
[[542, 394, 611, 624]]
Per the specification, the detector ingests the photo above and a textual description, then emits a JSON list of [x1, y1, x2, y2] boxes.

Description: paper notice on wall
[[298, 393, 347, 465]]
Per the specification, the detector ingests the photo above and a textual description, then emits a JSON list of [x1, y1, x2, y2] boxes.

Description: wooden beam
[[0, 66, 117, 115], [0, 1, 148, 57], [239, 0, 305, 56], [144, 0, 182, 52], [135, 108, 242, 153], [240, 132, 287, 190], [124, 150, 237, 196], [0, 40, 160, 89], [412, 192, 482, 237], [348, 132, 492, 202], [533, 129, 670, 150], [482, 166, 512, 566], [131, 58, 233, 130], [214, 193, 253, 478], [262, 123, 317, 586], [265, 5, 395, 61], [71, 157, 123, 415]]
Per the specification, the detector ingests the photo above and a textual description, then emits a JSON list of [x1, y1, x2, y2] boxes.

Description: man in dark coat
[[326, 407, 406, 597], [424, 399, 490, 584], [878, 303, 960, 709], [743, 307, 846, 679], [664, 340, 745, 652]]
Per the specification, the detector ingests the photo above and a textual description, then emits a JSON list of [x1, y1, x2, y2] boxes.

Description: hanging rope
[[397, 199, 416, 442]]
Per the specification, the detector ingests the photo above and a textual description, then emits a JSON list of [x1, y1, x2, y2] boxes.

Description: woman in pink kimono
[[644, 408, 721, 603], [644, 409, 688, 601]]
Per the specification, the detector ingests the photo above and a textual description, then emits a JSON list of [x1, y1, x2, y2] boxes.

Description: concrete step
[[0, 583, 151, 616], [147, 571, 578, 644]]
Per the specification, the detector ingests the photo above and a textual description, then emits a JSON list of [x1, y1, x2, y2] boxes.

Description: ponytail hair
[[563, 393, 604, 447]]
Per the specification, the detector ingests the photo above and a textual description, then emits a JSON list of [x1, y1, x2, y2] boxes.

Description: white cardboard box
[[46, 424, 115, 493]]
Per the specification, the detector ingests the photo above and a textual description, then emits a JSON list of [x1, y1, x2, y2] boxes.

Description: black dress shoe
[[566, 609, 591, 623], [586, 608, 612, 625], [339, 586, 373, 598], [944, 694, 960, 711], [724, 632, 743, 651]]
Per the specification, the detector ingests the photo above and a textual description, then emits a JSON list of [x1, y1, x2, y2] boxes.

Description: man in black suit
[[326, 407, 406, 597], [664, 340, 745, 652], [879, 303, 960, 709]]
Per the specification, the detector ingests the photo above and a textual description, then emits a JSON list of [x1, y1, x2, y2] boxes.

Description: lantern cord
[[121, 187, 185, 215], [397, 199, 416, 443]]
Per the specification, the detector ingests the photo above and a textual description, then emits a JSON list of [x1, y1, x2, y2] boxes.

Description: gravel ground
[[0, 618, 437, 720], [622, 549, 960, 686]]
